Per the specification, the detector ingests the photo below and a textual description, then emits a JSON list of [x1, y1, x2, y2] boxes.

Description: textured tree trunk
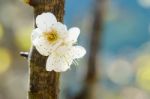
[[26, 0, 65, 99]]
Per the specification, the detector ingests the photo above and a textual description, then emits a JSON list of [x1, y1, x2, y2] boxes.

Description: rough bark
[[26, 0, 65, 99]]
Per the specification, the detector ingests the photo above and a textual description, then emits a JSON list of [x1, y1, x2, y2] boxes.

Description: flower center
[[44, 29, 58, 43]]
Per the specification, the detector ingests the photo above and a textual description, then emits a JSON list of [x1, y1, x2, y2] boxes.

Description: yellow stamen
[[44, 29, 58, 43]]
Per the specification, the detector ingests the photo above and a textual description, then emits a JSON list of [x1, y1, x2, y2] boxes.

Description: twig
[[20, 52, 29, 58]]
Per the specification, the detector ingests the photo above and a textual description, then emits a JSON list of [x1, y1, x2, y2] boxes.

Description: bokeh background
[[0, 0, 150, 99]]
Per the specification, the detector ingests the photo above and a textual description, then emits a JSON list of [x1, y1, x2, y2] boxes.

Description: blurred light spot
[[138, 0, 150, 8], [107, 58, 133, 85], [105, 6, 119, 22], [101, 89, 122, 99], [0, 48, 11, 74], [0, 24, 4, 40], [121, 87, 149, 99], [24, 0, 30, 4], [136, 55, 150, 91], [15, 27, 32, 50]]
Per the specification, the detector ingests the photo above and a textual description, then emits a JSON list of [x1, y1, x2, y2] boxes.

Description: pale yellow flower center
[[44, 29, 58, 43]]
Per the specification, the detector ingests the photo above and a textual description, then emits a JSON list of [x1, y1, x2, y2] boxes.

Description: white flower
[[46, 45, 86, 72], [32, 13, 68, 56], [32, 12, 86, 72]]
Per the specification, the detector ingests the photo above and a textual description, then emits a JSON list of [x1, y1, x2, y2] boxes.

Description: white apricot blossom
[[32, 12, 86, 72], [46, 45, 86, 72], [32, 13, 67, 56]]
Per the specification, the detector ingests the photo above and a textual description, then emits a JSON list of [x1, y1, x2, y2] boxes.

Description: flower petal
[[67, 27, 80, 43], [64, 54, 74, 66], [46, 54, 71, 72], [33, 36, 54, 56], [52, 22, 68, 38], [46, 55, 55, 71], [36, 12, 57, 31], [31, 28, 42, 41], [55, 45, 74, 66], [69, 46, 86, 59]]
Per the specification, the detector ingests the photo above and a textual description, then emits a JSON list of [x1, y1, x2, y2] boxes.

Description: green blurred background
[[1, 0, 150, 99]]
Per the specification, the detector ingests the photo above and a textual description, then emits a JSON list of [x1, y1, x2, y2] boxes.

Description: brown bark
[[25, 0, 65, 99], [86, 0, 107, 84]]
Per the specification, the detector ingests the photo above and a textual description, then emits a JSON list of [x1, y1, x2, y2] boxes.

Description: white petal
[[69, 46, 86, 59], [64, 54, 74, 66], [55, 46, 74, 65], [52, 22, 68, 38], [36, 12, 57, 31], [46, 54, 71, 72], [33, 36, 54, 56], [67, 27, 80, 43], [46, 55, 55, 71], [31, 28, 42, 41], [55, 45, 70, 55], [53, 22, 67, 31]]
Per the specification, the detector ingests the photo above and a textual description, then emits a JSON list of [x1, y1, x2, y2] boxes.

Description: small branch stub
[[20, 52, 29, 59]]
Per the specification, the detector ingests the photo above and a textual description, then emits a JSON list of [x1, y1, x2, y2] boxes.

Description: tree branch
[[25, 0, 65, 99], [73, 0, 107, 99]]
